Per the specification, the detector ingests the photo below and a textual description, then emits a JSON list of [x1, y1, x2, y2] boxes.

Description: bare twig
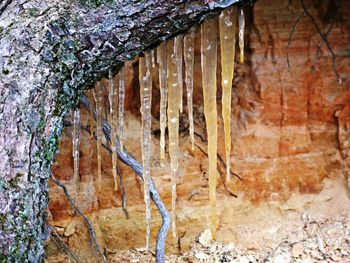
[[194, 132, 242, 181], [300, 0, 342, 83], [117, 166, 129, 219], [300, 0, 341, 82], [311, 23, 334, 70], [287, 0, 342, 82], [193, 137, 238, 198], [286, 0, 313, 72]]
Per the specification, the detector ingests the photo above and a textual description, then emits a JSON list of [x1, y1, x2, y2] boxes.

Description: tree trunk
[[0, 0, 253, 261]]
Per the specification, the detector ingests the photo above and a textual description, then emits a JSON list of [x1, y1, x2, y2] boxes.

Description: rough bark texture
[[0, 0, 253, 261]]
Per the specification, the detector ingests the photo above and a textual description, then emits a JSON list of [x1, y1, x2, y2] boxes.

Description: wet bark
[[0, 0, 254, 261]]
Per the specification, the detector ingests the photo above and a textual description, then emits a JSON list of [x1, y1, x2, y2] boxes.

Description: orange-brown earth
[[47, 0, 350, 261]]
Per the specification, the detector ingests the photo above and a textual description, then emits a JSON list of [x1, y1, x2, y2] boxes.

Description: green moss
[[0, 213, 7, 224], [2, 68, 9, 75], [0, 254, 9, 263], [79, 0, 114, 7], [27, 8, 40, 17]]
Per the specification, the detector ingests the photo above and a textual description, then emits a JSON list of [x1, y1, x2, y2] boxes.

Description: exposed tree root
[[81, 95, 171, 263], [194, 132, 242, 181], [50, 228, 80, 263], [287, 0, 342, 83], [286, 0, 312, 71], [301, 0, 342, 83], [193, 133, 239, 198], [50, 175, 107, 263]]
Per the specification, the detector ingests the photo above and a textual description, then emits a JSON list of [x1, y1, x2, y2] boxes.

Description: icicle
[[184, 31, 195, 151], [238, 8, 245, 63], [118, 67, 126, 152], [109, 70, 119, 191], [93, 82, 104, 192], [174, 35, 183, 113], [157, 42, 168, 160], [139, 54, 152, 252], [151, 49, 156, 69], [72, 108, 81, 191], [201, 18, 218, 238], [167, 38, 180, 239], [87, 90, 94, 137], [220, 6, 237, 182]]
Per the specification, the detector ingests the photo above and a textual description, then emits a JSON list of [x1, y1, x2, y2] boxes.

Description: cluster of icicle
[[71, 5, 245, 253], [72, 64, 127, 193]]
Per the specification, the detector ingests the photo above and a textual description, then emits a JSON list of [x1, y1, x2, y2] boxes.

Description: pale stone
[[195, 251, 208, 260], [292, 243, 304, 258], [64, 220, 80, 237], [199, 228, 212, 247]]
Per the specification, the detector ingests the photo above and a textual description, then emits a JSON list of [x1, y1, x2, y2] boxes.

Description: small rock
[[195, 251, 208, 260], [306, 223, 318, 236], [238, 255, 250, 263], [310, 249, 323, 260], [225, 243, 235, 251], [330, 254, 342, 261], [292, 243, 304, 258], [211, 245, 219, 253], [317, 235, 326, 254], [300, 257, 313, 263], [340, 249, 348, 255], [64, 220, 79, 236], [199, 228, 212, 247], [273, 252, 291, 263], [54, 226, 65, 235]]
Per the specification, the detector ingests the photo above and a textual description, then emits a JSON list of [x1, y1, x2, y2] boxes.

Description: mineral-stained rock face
[[48, 0, 350, 258]]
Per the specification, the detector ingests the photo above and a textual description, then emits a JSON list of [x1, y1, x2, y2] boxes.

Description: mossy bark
[[0, 0, 253, 261]]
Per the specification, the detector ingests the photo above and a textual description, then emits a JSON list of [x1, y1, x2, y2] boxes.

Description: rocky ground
[[104, 216, 350, 263], [45, 178, 350, 263]]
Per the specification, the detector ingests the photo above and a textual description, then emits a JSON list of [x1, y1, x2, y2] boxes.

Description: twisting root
[[117, 166, 129, 219], [286, 0, 312, 71], [312, 23, 334, 70], [51, 228, 80, 263], [287, 0, 342, 82], [81, 95, 170, 263], [81, 124, 130, 219], [50, 174, 107, 263], [300, 0, 341, 83]]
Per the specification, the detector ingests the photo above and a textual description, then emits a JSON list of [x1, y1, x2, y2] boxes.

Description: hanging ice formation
[[79, 4, 246, 249], [219, 6, 237, 181], [201, 18, 218, 238], [174, 35, 184, 113], [157, 42, 168, 160], [118, 67, 126, 152], [239, 8, 245, 63], [93, 82, 104, 191], [109, 70, 119, 191], [72, 108, 81, 192], [167, 38, 180, 239], [139, 53, 153, 252], [87, 90, 95, 137], [151, 49, 156, 69], [184, 31, 195, 151]]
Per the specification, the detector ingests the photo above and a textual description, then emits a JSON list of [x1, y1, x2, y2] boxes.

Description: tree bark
[[0, 0, 253, 261]]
